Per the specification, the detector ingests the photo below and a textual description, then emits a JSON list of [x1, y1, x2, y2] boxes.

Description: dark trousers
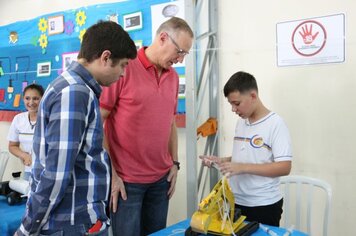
[[235, 198, 283, 226]]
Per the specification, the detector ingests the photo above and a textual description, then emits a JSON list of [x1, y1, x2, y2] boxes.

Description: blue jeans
[[111, 174, 170, 236], [38, 223, 109, 236]]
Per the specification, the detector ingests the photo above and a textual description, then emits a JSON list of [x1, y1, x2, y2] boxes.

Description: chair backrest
[[0, 151, 10, 181], [280, 175, 332, 236]]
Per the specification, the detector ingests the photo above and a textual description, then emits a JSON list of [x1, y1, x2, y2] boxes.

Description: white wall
[[219, 1, 356, 235], [0, 0, 125, 26]]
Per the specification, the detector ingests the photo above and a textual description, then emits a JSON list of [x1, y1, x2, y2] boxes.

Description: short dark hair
[[23, 83, 44, 97], [223, 71, 258, 97], [78, 20, 137, 64]]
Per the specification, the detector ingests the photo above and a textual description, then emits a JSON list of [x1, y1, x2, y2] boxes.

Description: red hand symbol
[[299, 24, 319, 44]]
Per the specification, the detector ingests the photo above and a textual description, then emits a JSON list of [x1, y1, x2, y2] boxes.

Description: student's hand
[[199, 155, 221, 167], [110, 171, 126, 213], [167, 165, 178, 199], [219, 162, 245, 177], [22, 153, 32, 166]]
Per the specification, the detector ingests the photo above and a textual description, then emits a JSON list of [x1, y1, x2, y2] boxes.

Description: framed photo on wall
[[37, 61, 51, 77], [48, 15, 64, 35], [62, 51, 79, 71], [123, 12, 143, 31]]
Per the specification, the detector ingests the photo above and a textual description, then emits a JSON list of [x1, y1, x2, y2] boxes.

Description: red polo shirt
[[100, 47, 179, 183]]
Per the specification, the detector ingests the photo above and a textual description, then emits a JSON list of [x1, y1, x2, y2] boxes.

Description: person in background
[[7, 84, 44, 181], [15, 20, 137, 236], [100, 17, 193, 235], [201, 71, 292, 226]]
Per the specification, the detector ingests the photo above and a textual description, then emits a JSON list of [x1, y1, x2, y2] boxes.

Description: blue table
[[0, 195, 26, 236], [150, 219, 308, 236]]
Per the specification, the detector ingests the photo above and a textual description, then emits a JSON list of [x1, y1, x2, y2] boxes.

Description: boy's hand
[[219, 162, 245, 177], [199, 155, 221, 167]]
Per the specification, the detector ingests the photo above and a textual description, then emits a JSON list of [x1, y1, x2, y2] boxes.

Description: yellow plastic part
[[190, 177, 246, 235]]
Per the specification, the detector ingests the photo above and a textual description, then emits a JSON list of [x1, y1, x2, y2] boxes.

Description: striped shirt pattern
[[18, 61, 111, 235]]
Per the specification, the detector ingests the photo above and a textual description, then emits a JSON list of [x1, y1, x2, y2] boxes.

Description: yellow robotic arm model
[[190, 176, 246, 235]]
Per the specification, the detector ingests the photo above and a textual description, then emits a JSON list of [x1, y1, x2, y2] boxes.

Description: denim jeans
[[38, 222, 109, 236], [111, 174, 170, 236]]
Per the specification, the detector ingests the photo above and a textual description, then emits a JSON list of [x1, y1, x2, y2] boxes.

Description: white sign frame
[[37, 61, 51, 77], [62, 51, 79, 71], [276, 13, 345, 67], [48, 15, 64, 35], [123, 12, 143, 32]]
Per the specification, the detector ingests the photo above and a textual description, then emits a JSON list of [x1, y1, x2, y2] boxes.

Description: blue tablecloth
[[150, 219, 308, 236], [0, 195, 26, 236]]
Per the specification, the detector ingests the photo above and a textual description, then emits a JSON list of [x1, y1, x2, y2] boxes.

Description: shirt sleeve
[[272, 117, 293, 162], [18, 84, 92, 235], [7, 114, 20, 142]]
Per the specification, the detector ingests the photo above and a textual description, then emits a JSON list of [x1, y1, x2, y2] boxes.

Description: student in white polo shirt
[[200, 71, 292, 226], [7, 84, 44, 180]]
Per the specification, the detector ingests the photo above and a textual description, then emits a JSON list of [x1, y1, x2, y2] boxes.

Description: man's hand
[[110, 171, 126, 213], [167, 165, 178, 199]]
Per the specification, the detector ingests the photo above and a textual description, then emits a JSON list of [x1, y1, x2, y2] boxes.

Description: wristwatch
[[173, 161, 180, 170]]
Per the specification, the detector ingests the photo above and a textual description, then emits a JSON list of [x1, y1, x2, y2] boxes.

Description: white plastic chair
[[280, 175, 332, 236], [0, 151, 10, 181]]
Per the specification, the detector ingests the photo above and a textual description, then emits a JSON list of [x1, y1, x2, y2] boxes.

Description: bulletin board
[[0, 0, 187, 120]]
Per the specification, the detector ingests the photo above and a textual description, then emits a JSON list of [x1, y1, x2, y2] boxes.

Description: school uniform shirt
[[7, 111, 35, 174], [229, 112, 292, 207], [17, 61, 111, 236]]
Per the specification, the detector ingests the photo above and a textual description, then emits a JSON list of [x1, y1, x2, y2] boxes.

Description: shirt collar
[[138, 47, 170, 73], [68, 61, 102, 98], [138, 47, 152, 69]]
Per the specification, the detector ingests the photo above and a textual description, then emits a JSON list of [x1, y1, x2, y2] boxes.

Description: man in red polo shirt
[[100, 17, 193, 236]]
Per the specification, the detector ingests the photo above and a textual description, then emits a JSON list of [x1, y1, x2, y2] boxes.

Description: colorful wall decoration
[[0, 0, 186, 117]]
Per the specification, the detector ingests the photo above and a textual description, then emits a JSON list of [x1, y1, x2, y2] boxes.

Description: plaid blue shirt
[[18, 61, 111, 235]]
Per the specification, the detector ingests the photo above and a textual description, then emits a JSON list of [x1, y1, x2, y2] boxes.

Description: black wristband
[[173, 161, 180, 170]]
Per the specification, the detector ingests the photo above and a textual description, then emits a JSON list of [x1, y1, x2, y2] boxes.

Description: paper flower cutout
[[64, 20, 75, 35], [31, 36, 39, 46], [39, 34, 48, 49], [76, 10, 87, 27], [79, 29, 86, 43], [38, 18, 48, 33]]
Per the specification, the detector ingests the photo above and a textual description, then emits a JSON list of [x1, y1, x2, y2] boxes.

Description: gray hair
[[156, 17, 194, 38]]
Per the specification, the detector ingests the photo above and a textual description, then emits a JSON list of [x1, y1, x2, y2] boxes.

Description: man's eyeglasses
[[166, 33, 189, 57]]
